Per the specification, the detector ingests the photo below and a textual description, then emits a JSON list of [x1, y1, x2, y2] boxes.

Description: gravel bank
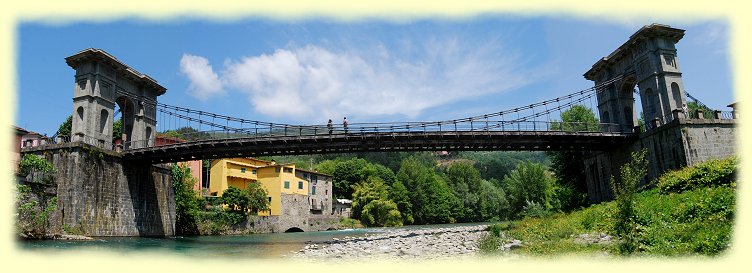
[[294, 225, 493, 261]]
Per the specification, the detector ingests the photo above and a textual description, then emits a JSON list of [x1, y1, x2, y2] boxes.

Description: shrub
[[657, 157, 737, 194], [339, 217, 362, 229], [610, 149, 648, 255], [478, 233, 501, 254], [361, 199, 403, 227], [19, 154, 55, 175], [520, 200, 551, 218]]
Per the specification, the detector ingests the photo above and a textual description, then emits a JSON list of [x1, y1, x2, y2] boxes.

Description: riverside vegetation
[[477, 155, 736, 257]]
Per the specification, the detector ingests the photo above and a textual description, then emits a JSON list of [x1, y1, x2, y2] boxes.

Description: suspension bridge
[[111, 74, 637, 163]]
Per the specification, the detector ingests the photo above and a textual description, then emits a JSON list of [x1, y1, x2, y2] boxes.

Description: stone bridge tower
[[584, 24, 688, 132], [65, 49, 166, 149]]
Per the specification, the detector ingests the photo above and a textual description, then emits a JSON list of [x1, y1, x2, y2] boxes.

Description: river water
[[18, 222, 490, 259]]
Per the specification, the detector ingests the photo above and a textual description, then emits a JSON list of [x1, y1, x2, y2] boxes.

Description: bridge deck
[[123, 131, 635, 163]]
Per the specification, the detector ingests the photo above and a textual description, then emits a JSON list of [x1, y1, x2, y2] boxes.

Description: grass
[[503, 186, 734, 256], [500, 156, 736, 257]]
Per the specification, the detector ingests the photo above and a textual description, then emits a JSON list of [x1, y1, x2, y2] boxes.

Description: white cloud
[[179, 54, 223, 100], [185, 38, 533, 123]]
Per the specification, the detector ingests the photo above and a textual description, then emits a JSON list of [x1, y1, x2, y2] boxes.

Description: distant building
[[12, 126, 30, 172], [296, 169, 333, 215], [333, 199, 352, 218], [20, 130, 51, 149], [209, 157, 339, 232]]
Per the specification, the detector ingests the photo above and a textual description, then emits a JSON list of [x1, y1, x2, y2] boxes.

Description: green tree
[[112, 119, 122, 141], [332, 158, 369, 199], [389, 180, 414, 224], [503, 161, 556, 218], [351, 176, 390, 219], [687, 101, 715, 119], [56, 115, 72, 138], [546, 105, 598, 211], [327, 157, 396, 199], [551, 105, 599, 132], [16, 155, 58, 238], [397, 156, 461, 224], [221, 186, 251, 213], [458, 151, 549, 181], [246, 182, 270, 214], [160, 126, 211, 141], [610, 149, 648, 254], [172, 163, 201, 235], [361, 199, 402, 227], [477, 180, 509, 221], [315, 159, 338, 175], [444, 160, 483, 221]]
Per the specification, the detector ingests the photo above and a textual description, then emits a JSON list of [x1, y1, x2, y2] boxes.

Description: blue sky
[[16, 16, 733, 135]]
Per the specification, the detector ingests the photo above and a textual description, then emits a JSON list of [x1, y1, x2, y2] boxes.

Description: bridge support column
[[22, 142, 175, 236], [584, 118, 735, 203]]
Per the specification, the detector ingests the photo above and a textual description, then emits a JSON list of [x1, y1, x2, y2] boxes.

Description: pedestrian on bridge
[[343, 117, 349, 133], [682, 103, 689, 118], [327, 119, 333, 135]]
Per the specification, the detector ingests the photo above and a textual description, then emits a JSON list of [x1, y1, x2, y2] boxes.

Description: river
[[18, 222, 491, 259]]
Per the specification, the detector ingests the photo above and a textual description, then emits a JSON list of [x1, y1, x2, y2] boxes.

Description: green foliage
[[63, 224, 84, 235], [444, 160, 482, 221], [351, 176, 390, 219], [521, 200, 552, 218], [112, 119, 122, 141], [657, 157, 737, 194], [194, 208, 245, 235], [172, 163, 201, 235], [547, 105, 597, 212], [221, 186, 251, 213], [503, 161, 556, 218], [339, 217, 362, 229], [552, 181, 587, 212], [246, 182, 270, 214], [505, 152, 736, 257], [687, 102, 715, 119], [16, 183, 59, 238], [389, 181, 414, 224], [478, 233, 502, 254], [610, 149, 648, 254], [160, 126, 211, 141], [19, 154, 55, 176], [360, 199, 403, 227], [56, 115, 72, 137], [477, 180, 509, 221], [457, 151, 549, 181], [632, 187, 734, 255], [315, 160, 337, 175], [397, 156, 462, 224], [479, 223, 515, 254], [328, 158, 396, 199], [551, 105, 600, 132]]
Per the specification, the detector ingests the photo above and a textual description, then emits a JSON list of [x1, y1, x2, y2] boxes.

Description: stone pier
[[22, 142, 175, 236]]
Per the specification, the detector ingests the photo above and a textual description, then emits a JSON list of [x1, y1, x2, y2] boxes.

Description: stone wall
[[584, 118, 735, 203], [278, 193, 310, 232], [245, 193, 339, 233], [23, 142, 175, 236]]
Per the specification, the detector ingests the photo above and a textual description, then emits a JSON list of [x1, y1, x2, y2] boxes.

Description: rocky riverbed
[[293, 224, 522, 261]]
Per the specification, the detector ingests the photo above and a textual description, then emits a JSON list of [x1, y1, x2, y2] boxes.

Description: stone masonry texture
[[25, 142, 175, 236], [584, 118, 735, 203]]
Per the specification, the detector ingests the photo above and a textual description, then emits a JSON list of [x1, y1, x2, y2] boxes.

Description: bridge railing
[[122, 120, 626, 150]]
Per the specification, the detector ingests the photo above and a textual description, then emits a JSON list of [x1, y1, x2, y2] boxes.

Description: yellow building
[[209, 158, 308, 216]]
